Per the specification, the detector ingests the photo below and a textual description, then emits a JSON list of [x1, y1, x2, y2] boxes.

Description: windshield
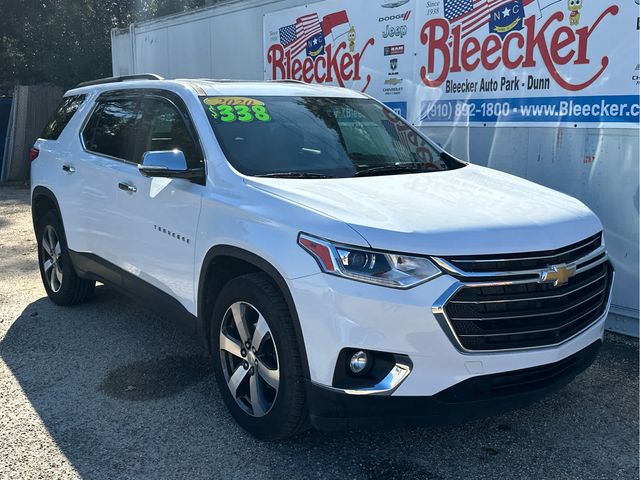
[[201, 95, 464, 178]]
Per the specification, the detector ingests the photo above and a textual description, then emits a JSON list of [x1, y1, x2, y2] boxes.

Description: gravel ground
[[0, 185, 638, 480]]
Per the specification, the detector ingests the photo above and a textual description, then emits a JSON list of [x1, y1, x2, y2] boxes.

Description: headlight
[[298, 233, 441, 288]]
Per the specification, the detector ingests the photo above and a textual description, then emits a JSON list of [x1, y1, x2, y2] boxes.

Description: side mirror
[[138, 150, 203, 181]]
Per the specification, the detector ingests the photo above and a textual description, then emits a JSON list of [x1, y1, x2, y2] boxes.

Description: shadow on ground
[[1, 285, 638, 480]]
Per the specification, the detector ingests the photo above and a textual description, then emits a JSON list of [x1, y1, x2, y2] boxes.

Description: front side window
[[137, 96, 203, 169], [200, 96, 463, 178], [82, 99, 139, 162], [41, 95, 86, 140]]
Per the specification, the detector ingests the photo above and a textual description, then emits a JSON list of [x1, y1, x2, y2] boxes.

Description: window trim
[[79, 89, 207, 185], [138, 93, 205, 171], [79, 91, 143, 166], [41, 94, 87, 141]]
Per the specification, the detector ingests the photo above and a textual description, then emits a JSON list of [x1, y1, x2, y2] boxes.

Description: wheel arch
[[198, 245, 310, 380], [31, 186, 63, 233]]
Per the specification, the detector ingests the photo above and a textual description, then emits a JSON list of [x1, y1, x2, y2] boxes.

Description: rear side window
[[82, 99, 140, 162], [41, 95, 86, 140]]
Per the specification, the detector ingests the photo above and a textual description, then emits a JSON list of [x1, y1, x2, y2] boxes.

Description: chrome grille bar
[[449, 285, 606, 322], [449, 272, 607, 304], [432, 245, 607, 279], [457, 304, 602, 338], [446, 234, 600, 264]]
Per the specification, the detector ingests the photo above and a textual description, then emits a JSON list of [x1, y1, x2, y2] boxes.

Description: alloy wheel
[[219, 301, 280, 417], [41, 225, 63, 293]]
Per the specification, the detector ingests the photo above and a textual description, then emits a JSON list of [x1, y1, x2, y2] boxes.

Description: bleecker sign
[[267, 39, 375, 89], [263, 0, 417, 112], [415, 0, 638, 127], [265, 8, 376, 91], [264, 0, 639, 128], [419, 6, 619, 91]]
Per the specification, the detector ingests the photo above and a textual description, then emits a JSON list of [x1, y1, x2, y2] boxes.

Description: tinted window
[[201, 96, 463, 178], [137, 96, 202, 168], [41, 95, 86, 140], [82, 99, 140, 162]]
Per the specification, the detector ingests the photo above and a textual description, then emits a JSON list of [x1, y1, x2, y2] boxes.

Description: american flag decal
[[278, 13, 323, 58], [444, 0, 474, 20]]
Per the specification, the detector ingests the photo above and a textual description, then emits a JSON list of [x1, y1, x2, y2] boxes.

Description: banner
[[263, 1, 640, 128], [414, 0, 639, 127], [263, 0, 417, 118]]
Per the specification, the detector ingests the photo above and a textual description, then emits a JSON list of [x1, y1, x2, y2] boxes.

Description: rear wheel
[[210, 273, 309, 440], [37, 210, 95, 305]]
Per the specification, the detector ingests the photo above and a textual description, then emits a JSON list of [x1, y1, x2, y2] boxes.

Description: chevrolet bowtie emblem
[[539, 264, 577, 287]]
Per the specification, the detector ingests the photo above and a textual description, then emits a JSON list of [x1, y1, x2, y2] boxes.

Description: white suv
[[31, 75, 613, 440]]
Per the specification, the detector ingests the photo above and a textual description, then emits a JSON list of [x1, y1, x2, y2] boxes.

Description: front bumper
[[306, 339, 602, 430], [287, 272, 610, 395]]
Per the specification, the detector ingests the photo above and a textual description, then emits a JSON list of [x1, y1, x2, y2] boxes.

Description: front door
[[110, 91, 205, 314]]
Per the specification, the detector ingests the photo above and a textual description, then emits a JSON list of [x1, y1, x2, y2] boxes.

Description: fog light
[[349, 350, 369, 374]]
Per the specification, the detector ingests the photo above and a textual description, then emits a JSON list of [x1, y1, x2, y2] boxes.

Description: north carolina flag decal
[[489, 0, 524, 38], [322, 10, 350, 41]]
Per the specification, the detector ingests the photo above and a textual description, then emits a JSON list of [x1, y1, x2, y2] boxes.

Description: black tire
[[210, 273, 309, 440], [36, 210, 95, 306]]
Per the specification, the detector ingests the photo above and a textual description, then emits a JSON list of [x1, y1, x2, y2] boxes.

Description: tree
[[0, 0, 205, 94]]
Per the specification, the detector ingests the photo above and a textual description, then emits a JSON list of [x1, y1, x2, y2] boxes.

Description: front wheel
[[210, 273, 309, 440]]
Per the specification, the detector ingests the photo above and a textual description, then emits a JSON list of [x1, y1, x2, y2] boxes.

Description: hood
[[246, 164, 602, 256]]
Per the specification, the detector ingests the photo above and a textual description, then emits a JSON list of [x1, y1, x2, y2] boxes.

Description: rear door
[[74, 91, 143, 267], [108, 90, 205, 313]]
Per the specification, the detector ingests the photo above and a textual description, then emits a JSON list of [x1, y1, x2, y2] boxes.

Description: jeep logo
[[382, 24, 408, 39]]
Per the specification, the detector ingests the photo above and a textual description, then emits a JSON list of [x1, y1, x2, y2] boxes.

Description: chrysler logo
[[539, 264, 576, 287]]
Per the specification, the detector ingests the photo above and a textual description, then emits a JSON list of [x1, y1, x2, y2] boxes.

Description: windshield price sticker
[[204, 98, 272, 123], [204, 96, 265, 106]]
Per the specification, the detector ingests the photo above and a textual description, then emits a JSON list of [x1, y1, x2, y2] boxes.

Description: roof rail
[[75, 73, 163, 88], [270, 79, 307, 84]]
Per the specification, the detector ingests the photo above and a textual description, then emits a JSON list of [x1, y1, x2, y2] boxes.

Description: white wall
[[111, 0, 639, 336]]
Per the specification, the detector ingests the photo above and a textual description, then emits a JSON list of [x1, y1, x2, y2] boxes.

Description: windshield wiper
[[354, 164, 425, 177], [254, 172, 335, 179]]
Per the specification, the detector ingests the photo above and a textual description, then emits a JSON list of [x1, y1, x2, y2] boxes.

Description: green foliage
[[0, 0, 205, 94]]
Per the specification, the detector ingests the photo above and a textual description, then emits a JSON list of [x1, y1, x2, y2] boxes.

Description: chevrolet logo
[[539, 264, 577, 287]]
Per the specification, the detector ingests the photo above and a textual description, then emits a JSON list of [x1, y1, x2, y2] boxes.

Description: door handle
[[118, 182, 137, 193], [62, 164, 75, 173]]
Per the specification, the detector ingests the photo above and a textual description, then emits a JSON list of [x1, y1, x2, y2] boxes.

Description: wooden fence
[[1, 84, 63, 182]]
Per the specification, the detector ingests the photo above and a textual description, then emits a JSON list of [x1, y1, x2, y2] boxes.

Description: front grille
[[435, 233, 613, 352], [445, 233, 601, 273]]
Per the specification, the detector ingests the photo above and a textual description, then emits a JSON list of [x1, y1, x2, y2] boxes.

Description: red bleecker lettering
[[574, 5, 619, 64], [450, 24, 462, 72], [420, 18, 450, 87], [461, 37, 481, 71], [314, 55, 327, 83], [340, 47, 354, 81], [266, 37, 375, 92], [502, 33, 524, 69], [302, 58, 314, 83], [550, 27, 575, 65], [267, 44, 286, 79], [324, 42, 344, 83], [419, 5, 618, 92], [353, 37, 375, 91], [481, 35, 502, 70]]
